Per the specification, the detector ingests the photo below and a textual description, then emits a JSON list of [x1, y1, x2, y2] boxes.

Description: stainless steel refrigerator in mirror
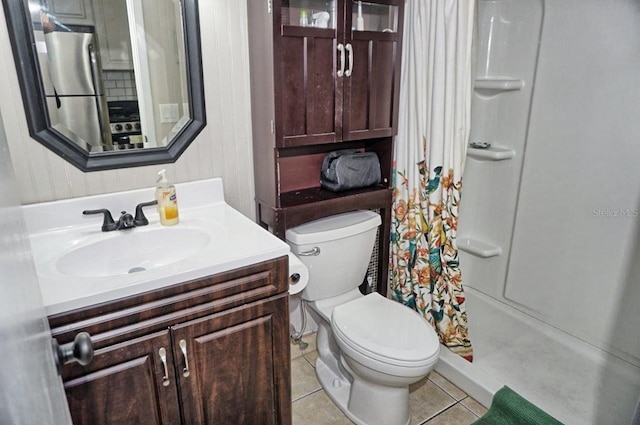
[[42, 26, 112, 152]]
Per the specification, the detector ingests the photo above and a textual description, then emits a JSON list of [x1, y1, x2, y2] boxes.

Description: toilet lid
[[331, 293, 440, 364]]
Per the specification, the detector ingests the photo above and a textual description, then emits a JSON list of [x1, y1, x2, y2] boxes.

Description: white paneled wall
[[0, 1, 256, 220]]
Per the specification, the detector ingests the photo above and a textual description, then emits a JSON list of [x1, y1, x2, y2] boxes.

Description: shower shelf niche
[[458, 237, 502, 258], [467, 145, 515, 161], [474, 78, 524, 95]]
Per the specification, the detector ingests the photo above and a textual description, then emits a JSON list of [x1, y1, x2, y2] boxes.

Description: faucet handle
[[134, 200, 158, 226], [118, 211, 135, 230], [83, 209, 117, 232]]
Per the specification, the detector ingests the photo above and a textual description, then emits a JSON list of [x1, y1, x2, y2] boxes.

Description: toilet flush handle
[[298, 247, 321, 256]]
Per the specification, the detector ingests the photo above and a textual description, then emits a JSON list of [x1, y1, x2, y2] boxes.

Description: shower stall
[[434, 1, 640, 424]]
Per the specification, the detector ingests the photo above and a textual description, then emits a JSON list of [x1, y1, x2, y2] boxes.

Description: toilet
[[286, 210, 440, 425]]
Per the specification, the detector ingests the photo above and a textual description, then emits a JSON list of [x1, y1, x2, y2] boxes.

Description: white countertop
[[23, 178, 289, 316]]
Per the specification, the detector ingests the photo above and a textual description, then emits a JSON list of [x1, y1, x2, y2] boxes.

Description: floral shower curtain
[[390, 0, 475, 361]]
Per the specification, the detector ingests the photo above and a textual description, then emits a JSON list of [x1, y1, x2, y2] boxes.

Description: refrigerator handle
[[53, 87, 61, 109], [87, 44, 104, 97], [87, 44, 112, 149]]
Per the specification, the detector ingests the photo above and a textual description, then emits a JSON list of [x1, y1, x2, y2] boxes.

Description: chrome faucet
[[83, 200, 158, 232]]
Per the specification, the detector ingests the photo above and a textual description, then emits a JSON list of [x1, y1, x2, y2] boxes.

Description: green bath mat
[[472, 386, 564, 425]]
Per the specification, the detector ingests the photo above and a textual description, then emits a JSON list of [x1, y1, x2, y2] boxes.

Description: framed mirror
[[2, 0, 205, 171]]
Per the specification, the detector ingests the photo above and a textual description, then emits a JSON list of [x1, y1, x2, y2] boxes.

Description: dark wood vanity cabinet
[[248, 0, 404, 294], [49, 257, 291, 425]]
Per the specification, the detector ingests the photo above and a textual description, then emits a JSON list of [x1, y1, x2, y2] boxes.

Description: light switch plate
[[159, 104, 180, 123]]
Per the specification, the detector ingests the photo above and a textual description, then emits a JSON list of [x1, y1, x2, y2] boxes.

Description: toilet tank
[[286, 210, 381, 301]]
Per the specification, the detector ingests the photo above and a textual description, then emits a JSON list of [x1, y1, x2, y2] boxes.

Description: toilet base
[[316, 357, 411, 425]]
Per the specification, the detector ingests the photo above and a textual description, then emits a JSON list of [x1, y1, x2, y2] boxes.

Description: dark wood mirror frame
[[2, 0, 206, 172]]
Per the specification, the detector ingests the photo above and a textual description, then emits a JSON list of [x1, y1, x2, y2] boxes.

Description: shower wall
[[458, 0, 542, 300], [460, 0, 640, 365]]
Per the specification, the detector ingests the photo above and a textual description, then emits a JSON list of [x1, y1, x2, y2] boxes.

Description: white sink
[[24, 178, 290, 315], [56, 227, 211, 278]]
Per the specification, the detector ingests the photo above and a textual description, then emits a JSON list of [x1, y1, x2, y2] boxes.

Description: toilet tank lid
[[286, 210, 381, 245]]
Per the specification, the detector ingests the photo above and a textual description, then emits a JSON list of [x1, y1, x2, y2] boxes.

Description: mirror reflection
[[30, 0, 190, 153]]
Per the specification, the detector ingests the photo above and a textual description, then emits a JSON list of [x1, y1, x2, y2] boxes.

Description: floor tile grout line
[[424, 400, 483, 425], [458, 395, 487, 417], [291, 387, 324, 404], [302, 355, 316, 369], [415, 399, 458, 425], [457, 399, 481, 419], [428, 376, 467, 401]]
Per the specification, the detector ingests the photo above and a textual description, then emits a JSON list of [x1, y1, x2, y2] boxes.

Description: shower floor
[[434, 287, 640, 425]]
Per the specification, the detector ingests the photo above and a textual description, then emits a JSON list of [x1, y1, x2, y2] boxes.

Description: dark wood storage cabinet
[[49, 257, 291, 425], [248, 0, 404, 295]]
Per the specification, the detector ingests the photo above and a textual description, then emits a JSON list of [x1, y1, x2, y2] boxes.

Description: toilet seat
[[331, 293, 440, 369]]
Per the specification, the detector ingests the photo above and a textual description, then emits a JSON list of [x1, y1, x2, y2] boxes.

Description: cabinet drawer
[[49, 256, 288, 349]]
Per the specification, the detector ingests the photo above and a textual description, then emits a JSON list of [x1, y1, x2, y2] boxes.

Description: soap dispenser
[[155, 169, 179, 226]]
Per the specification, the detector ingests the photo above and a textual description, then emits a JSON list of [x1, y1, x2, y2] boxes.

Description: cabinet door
[[343, 0, 403, 141], [47, 0, 95, 26], [92, 0, 133, 70], [62, 331, 181, 425], [278, 24, 342, 147], [172, 295, 291, 425]]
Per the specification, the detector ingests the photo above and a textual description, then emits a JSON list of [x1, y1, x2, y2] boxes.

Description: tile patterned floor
[[291, 335, 488, 425]]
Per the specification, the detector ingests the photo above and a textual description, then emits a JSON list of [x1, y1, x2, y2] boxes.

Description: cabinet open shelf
[[458, 237, 502, 258], [281, 25, 335, 37], [276, 185, 392, 231], [280, 184, 389, 208], [467, 144, 515, 161]]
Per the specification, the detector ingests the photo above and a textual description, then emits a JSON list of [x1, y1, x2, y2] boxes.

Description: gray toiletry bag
[[320, 149, 381, 192]]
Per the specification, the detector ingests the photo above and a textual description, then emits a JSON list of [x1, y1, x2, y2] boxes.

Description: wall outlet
[[159, 104, 180, 123]]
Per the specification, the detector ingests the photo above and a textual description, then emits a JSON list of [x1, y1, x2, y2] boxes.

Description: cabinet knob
[[51, 332, 94, 376]]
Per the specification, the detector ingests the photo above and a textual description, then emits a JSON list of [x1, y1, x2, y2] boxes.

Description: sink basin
[[56, 227, 211, 278], [24, 178, 290, 316]]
